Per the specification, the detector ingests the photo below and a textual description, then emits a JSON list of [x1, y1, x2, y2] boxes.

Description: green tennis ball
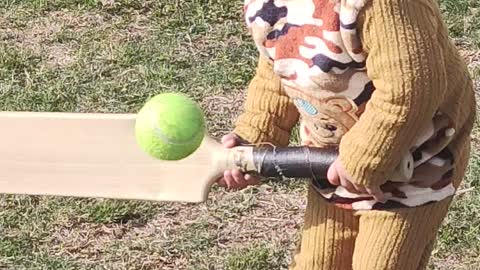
[[135, 92, 205, 160]]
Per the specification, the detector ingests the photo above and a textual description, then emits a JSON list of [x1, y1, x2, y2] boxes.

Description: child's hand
[[327, 158, 385, 202], [216, 133, 261, 190]]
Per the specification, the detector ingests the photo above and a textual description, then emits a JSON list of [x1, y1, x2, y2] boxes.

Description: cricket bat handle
[[220, 145, 414, 187]]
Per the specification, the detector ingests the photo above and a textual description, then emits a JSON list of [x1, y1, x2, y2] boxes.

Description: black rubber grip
[[252, 146, 338, 189]]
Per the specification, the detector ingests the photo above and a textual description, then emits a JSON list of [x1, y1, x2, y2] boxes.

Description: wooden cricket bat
[[0, 112, 413, 203]]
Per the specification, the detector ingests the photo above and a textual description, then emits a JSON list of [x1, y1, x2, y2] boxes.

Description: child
[[217, 0, 477, 269]]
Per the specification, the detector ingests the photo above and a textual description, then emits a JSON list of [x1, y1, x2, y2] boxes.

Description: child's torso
[[245, 0, 370, 147], [243, 0, 463, 210]]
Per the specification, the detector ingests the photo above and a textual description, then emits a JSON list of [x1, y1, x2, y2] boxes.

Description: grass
[[0, 0, 479, 269], [438, 0, 480, 47], [224, 244, 288, 270]]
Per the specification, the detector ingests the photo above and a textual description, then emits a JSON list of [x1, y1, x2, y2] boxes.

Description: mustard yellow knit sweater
[[234, 0, 476, 210]]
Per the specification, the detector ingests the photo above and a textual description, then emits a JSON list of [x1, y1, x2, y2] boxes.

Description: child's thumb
[[221, 133, 239, 148]]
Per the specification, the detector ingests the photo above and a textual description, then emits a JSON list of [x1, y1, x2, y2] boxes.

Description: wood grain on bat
[[0, 112, 223, 203]]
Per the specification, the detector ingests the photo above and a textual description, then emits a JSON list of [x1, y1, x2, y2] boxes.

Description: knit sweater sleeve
[[233, 56, 300, 146], [338, 0, 447, 187]]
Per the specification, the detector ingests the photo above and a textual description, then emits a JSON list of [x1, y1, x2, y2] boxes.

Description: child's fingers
[[327, 164, 340, 186], [221, 138, 237, 148], [217, 177, 228, 187], [223, 170, 235, 189], [221, 133, 233, 143], [232, 169, 248, 189], [221, 133, 240, 148], [245, 174, 261, 185], [340, 177, 358, 194], [218, 168, 260, 191]]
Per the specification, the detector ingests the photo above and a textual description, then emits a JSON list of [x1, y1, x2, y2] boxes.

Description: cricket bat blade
[[0, 112, 222, 203]]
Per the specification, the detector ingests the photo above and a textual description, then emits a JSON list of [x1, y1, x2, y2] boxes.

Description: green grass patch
[[433, 151, 480, 268], [1, 252, 83, 270], [1, 1, 256, 113], [438, 0, 480, 47], [224, 244, 288, 270]]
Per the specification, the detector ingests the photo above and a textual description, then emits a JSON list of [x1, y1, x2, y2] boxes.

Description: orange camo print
[[264, 24, 343, 63], [312, 0, 341, 30]]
